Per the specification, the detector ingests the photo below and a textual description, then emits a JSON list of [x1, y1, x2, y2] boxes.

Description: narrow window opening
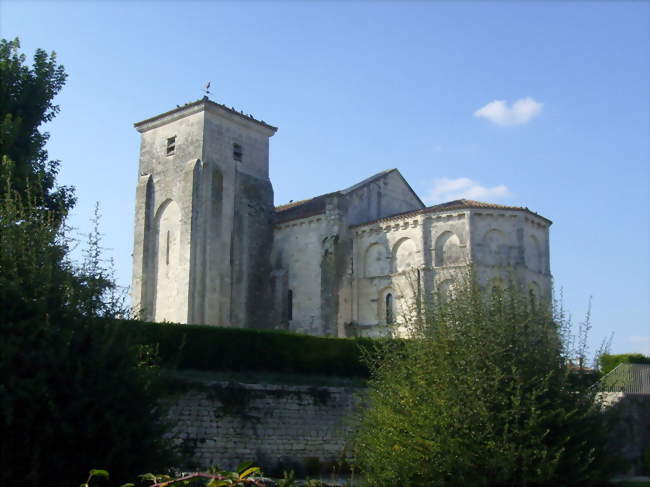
[[529, 289, 537, 311], [288, 289, 293, 321], [166, 136, 176, 156], [233, 143, 242, 162], [165, 230, 170, 265], [385, 293, 394, 324]]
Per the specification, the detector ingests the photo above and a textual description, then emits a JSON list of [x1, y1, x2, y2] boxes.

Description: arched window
[[527, 235, 543, 273], [288, 289, 293, 321], [364, 243, 389, 277], [165, 230, 170, 265], [529, 288, 537, 310], [434, 231, 462, 267], [385, 293, 394, 324], [393, 238, 416, 273], [438, 279, 455, 303], [153, 199, 182, 323], [528, 281, 541, 311]]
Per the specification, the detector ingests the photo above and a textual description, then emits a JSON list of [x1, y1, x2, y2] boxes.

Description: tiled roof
[[275, 192, 337, 224], [351, 199, 552, 228], [432, 199, 525, 211]]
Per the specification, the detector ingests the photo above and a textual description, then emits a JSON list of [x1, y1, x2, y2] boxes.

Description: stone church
[[131, 98, 552, 337]]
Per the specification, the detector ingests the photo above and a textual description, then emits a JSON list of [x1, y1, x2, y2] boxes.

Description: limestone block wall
[[164, 382, 362, 473], [132, 109, 206, 323], [470, 210, 552, 301], [352, 211, 472, 333], [272, 217, 328, 335], [133, 99, 277, 328], [343, 170, 424, 227], [163, 381, 646, 476], [350, 206, 552, 336]]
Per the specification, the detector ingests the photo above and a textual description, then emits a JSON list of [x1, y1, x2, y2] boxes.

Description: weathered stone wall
[[132, 99, 277, 328], [470, 210, 552, 302], [602, 393, 650, 474], [163, 380, 648, 478], [271, 217, 329, 335], [164, 382, 362, 473], [350, 207, 552, 336]]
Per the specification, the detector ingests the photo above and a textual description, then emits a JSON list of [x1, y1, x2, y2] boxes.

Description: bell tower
[[131, 98, 277, 326]]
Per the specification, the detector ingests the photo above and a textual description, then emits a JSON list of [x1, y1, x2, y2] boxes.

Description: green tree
[[353, 273, 612, 487], [600, 353, 650, 375], [0, 37, 74, 216], [0, 174, 173, 487], [0, 39, 173, 487]]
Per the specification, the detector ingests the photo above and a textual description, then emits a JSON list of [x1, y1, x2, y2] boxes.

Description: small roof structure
[[275, 169, 424, 224], [599, 363, 650, 394]]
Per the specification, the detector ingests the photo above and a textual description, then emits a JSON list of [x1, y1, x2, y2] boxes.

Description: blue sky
[[2, 1, 648, 356]]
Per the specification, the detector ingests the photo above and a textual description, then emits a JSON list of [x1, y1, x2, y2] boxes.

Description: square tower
[[131, 97, 277, 327]]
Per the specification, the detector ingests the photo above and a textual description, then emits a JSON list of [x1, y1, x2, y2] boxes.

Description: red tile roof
[[275, 192, 336, 223], [351, 199, 551, 227]]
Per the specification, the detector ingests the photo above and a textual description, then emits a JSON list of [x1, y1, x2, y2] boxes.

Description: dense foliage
[[120, 320, 374, 377], [354, 274, 613, 487], [600, 353, 650, 375], [0, 37, 74, 216], [0, 39, 172, 487]]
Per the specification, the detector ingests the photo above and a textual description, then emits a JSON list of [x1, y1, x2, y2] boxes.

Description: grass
[[162, 368, 368, 388]]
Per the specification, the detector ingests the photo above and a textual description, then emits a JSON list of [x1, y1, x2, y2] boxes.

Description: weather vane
[[203, 81, 211, 97]]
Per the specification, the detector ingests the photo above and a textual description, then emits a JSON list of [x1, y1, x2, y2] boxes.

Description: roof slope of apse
[[350, 198, 552, 227]]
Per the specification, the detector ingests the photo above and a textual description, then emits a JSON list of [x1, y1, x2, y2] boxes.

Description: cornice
[[134, 97, 278, 136]]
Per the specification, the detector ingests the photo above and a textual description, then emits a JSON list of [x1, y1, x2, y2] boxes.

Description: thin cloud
[[474, 97, 542, 126], [425, 177, 512, 204]]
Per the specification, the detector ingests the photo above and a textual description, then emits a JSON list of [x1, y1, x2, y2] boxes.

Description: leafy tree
[[0, 39, 173, 487], [0, 37, 74, 216], [0, 175, 174, 487], [353, 272, 613, 487], [600, 353, 650, 375]]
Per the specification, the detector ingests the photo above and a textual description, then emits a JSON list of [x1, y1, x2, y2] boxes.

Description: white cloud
[[425, 177, 512, 204], [474, 97, 542, 126]]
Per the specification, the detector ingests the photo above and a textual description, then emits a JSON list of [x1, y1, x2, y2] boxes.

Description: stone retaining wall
[[164, 381, 362, 474]]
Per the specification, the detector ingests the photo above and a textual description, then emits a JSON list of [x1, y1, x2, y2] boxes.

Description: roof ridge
[[340, 168, 397, 194]]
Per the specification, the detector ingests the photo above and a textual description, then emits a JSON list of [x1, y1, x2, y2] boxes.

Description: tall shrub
[[354, 272, 612, 487], [0, 38, 173, 486], [0, 180, 174, 487]]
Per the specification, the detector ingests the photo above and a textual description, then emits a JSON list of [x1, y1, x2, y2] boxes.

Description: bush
[[0, 186, 173, 487], [353, 272, 613, 487], [117, 320, 373, 377], [600, 353, 650, 375]]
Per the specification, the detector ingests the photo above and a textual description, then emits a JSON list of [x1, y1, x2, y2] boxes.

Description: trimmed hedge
[[116, 320, 374, 377]]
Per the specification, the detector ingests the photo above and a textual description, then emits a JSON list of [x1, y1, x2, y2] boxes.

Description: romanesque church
[[131, 98, 552, 337]]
